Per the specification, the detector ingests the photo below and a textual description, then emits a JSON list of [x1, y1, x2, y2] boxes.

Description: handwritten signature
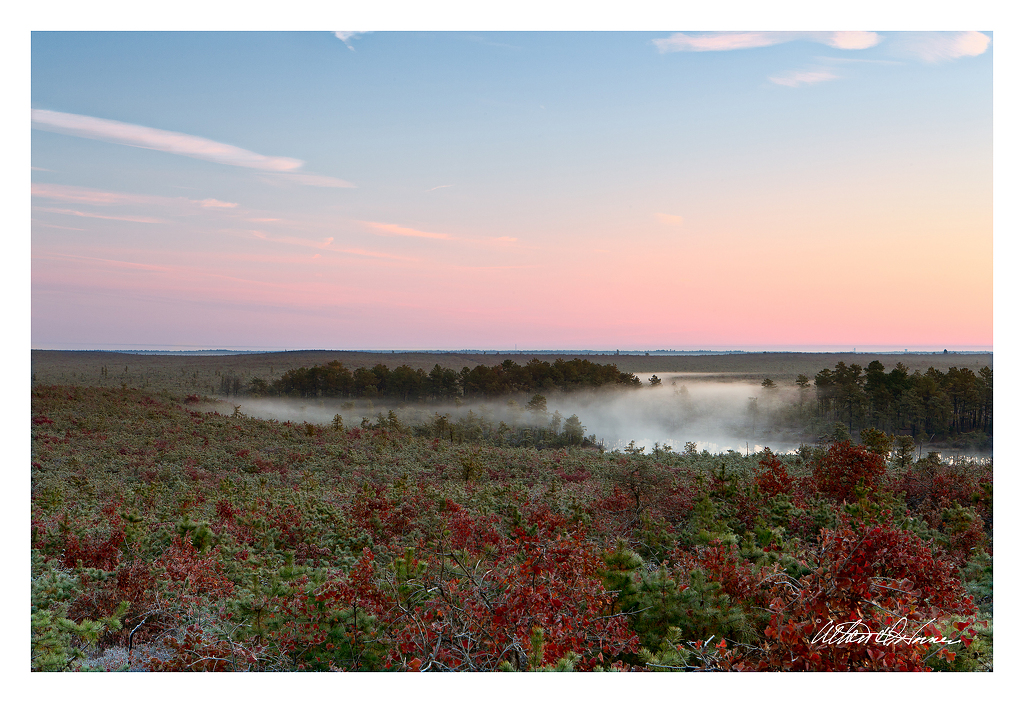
[[811, 618, 961, 647]]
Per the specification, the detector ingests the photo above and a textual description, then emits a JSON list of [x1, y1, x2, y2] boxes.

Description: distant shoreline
[[30, 348, 993, 357], [31, 349, 993, 391]]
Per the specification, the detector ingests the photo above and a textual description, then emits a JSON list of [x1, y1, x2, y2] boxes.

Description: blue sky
[[27, 23, 997, 351]]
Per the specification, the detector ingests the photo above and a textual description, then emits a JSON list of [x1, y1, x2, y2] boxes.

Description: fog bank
[[223, 374, 809, 455]]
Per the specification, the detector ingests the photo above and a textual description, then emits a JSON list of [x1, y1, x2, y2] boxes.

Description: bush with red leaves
[[726, 515, 977, 671], [813, 441, 887, 503], [755, 450, 794, 498]]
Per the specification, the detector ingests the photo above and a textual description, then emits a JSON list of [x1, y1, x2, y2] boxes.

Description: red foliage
[[61, 524, 126, 571], [683, 541, 767, 603], [755, 450, 793, 497], [728, 516, 976, 671], [897, 460, 992, 522], [348, 485, 434, 545], [441, 501, 504, 553], [154, 538, 235, 599], [215, 499, 238, 520], [919, 499, 989, 566], [149, 621, 263, 671], [385, 522, 638, 671], [814, 441, 887, 503]]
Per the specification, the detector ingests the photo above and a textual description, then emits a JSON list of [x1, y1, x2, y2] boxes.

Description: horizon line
[[32, 347, 994, 355]]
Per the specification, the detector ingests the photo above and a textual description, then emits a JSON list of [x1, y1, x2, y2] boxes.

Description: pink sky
[[30, 31, 993, 351]]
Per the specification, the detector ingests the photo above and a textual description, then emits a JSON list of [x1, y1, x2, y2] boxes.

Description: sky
[[30, 29, 994, 352]]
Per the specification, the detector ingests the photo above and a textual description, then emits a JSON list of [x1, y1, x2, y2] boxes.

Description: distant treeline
[[223, 357, 642, 401], [811, 360, 992, 440]]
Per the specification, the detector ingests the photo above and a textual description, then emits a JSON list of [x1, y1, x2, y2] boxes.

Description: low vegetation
[[31, 384, 992, 671]]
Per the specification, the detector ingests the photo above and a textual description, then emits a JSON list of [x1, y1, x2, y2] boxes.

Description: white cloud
[[32, 222, 85, 231], [32, 110, 356, 188], [815, 56, 902, 66], [249, 229, 414, 261], [769, 69, 838, 88], [654, 32, 791, 53], [32, 183, 240, 211], [33, 206, 166, 224], [824, 32, 882, 50], [360, 221, 453, 240], [892, 31, 991, 63], [279, 173, 356, 189], [32, 183, 156, 205], [37, 253, 172, 272], [334, 31, 368, 51], [653, 31, 880, 53], [32, 109, 304, 172]]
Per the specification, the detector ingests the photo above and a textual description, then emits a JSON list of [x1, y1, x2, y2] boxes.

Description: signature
[[811, 618, 961, 647]]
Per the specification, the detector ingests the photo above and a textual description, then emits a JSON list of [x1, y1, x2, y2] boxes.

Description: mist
[[220, 373, 809, 455], [541, 374, 804, 454]]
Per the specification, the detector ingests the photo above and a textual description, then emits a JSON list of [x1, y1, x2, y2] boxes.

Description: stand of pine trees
[[813, 361, 992, 443], [249, 358, 642, 401]]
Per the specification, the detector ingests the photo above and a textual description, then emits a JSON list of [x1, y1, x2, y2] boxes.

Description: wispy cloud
[[248, 230, 324, 249], [32, 183, 158, 206], [32, 109, 356, 188], [449, 264, 538, 271], [360, 221, 454, 240], [426, 184, 453, 192], [655, 212, 683, 225], [32, 222, 85, 231], [32, 109, 303, 172], [467, 35, 522, 50], [815, 55, 903, 65], [826, 32, 881, 50], [32, 183, 239, 211], [279, 173, 356, 189], [33, 206, 166, 224], [653, 31, 880, 53], [334, 31, 368, 51], [197, 198, 238, 209], [248, 229, 414, 261], [333, 247, 416, 261], [655, 31, 791, 52], [890, 31, 991, 63], [38, 253, 172, 272], [769, 69, 838, 88]]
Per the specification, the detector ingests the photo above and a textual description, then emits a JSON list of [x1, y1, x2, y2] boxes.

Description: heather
[[31, 385, 992, 671]]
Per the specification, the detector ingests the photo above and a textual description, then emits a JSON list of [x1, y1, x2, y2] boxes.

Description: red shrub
[[61, 525, 126, 570], [756, 450, 793, 497], [387, 526, 638, 671], [814, 441, 887, 503], [154, 537, 235, 599], [728, 516, 976, 671]]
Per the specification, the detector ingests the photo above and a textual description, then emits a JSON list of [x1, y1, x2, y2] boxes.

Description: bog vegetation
[[31, 370, 993, 671], [219, 357, 992, 452]]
